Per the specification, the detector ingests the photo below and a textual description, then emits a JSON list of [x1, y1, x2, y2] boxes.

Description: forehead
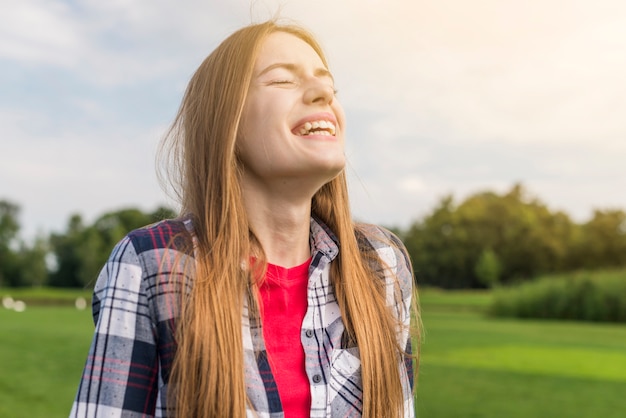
[[254, 31, 326, 71]]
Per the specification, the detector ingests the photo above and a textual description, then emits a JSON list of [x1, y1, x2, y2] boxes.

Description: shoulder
[[93, 218, 193, 321], [100, 218, 194, 282], [355, 223, 405, 248], [125, 218, 194, 256], [355, 223, 410, 268], [355, 223, 414, 296]]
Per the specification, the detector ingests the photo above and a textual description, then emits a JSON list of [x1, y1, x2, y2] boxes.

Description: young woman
[[71, 20, 419, 418]]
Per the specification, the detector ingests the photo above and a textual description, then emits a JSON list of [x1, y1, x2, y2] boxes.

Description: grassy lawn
[[417, 290, 626, 417], [1, 287, 92, 306], [1, 288, 625, 417], [0, 306, 93, 418]]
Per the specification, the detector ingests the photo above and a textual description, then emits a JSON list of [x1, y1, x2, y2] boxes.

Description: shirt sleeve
[[70, 236, 159, 418]]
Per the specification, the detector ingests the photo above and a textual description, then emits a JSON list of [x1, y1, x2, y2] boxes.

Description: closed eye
[[270, 80, 295, 85]]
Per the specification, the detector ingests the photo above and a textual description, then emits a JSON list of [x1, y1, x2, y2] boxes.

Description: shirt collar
[[310, 215, 340, 261], [183, 214, 340, 262]]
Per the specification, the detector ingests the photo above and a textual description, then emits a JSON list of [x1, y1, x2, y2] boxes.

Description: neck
[[242, 179, 314, 268]]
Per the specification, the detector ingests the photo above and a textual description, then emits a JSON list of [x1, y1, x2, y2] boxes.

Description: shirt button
[[305, 329, 314, 338], [312, 374, 322, 383]]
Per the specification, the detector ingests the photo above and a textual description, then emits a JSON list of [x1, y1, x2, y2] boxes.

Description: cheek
[[236, 119, 262, 156], [237, 100, 262, 150], [236, 138, 260, 175], [235, 115, 255, 165], [236, 125, 273, 174], [333, 103, 347, 132]]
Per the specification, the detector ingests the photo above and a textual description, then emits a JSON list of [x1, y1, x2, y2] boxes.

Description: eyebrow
[[257, 63, 334, 82]]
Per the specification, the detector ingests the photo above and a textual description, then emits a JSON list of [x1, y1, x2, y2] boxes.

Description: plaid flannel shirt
[[70, 217, 415, 417]]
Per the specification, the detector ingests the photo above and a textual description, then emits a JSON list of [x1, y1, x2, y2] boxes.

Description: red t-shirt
[[259, 258, 312, 418]]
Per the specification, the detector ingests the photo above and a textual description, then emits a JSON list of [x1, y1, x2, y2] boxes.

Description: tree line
[[1, 183, 625, 289], [400, 184, 626, 288], [0, 201, 175, 288]]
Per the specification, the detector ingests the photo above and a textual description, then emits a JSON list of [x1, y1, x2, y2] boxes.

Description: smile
[[296, 120, 336, 136]]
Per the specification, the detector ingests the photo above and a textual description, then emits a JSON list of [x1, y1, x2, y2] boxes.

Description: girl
[[71, 20, 419, 418]]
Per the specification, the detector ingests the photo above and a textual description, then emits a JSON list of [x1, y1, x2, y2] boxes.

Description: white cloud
[[397, 177, 426, 194], [0, 1, 85, 67], [0, 0, 246, 86], [0, 107, 171, 237]]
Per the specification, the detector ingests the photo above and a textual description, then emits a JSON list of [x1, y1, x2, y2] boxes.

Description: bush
[[488, 270, 626, 322]]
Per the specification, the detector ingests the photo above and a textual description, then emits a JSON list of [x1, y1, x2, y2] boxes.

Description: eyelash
[[269, 80, 338, 95]]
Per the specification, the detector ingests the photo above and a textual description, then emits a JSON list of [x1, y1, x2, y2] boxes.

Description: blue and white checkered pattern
[[70, 217, 415, 417]]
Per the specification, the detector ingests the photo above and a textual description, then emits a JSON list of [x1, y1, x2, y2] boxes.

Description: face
[[237, 31, 346, 191]]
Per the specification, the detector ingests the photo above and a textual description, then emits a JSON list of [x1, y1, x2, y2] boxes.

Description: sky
[[2, 0, 626, 239]]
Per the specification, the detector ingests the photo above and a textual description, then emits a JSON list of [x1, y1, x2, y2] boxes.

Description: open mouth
[[294, 120, 336, 136]]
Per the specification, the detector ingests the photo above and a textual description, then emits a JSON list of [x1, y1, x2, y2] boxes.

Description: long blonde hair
[[160, 21, 419, 418]]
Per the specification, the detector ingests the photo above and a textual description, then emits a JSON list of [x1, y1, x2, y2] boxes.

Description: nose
[[303, 79, 334, 105]]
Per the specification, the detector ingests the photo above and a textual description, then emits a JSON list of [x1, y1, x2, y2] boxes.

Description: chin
[[318, 160, 345, 182]]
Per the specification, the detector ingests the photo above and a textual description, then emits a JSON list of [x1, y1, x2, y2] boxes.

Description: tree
[[474, 248, 502, 288], [404, 195, 473, 288], [0, 200, 21, 286], [49, 214, 86, 287], [571, 209, 626, 269], [0, 200, 19, 245], [403, 184, 576, 288], [49, 206, 177, 288], [13, 236, 49, 287]]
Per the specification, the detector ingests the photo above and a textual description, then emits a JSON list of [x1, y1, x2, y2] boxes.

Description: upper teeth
[[298, 120, 336, 136]]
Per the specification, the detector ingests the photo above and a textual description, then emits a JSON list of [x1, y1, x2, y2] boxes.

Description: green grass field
[[418, 289, 626, 417], [0, 305, 92, 417], [1, 288, 625, 417]]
